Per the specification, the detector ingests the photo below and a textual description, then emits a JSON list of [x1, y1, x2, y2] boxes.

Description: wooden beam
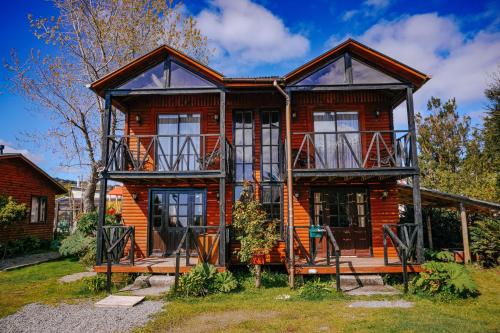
[[219, 91, 226, 267], [426, 209, 434, 250], [460, 203, 471, 264]]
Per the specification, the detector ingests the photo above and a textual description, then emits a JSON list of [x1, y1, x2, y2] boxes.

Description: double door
[[149, 189, 205, 256]]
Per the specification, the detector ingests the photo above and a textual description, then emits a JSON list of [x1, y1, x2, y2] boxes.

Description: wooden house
[[0, 150, 67, 243], [90, 39, 429, 282]]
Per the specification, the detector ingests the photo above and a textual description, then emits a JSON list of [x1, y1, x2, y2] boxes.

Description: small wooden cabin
[[0, 152, 67, 243], [91, 39, 429, 279]]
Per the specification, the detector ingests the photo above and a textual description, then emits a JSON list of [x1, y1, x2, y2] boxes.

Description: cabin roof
[[398, 184, 500, 214], [0, 154, 67, 194], [90, 39, 430, 96]]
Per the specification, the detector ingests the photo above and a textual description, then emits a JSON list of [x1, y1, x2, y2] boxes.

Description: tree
[[5, 0, 210, 212], [232, 183, 278, 288], [483, 70, 500, 199], [0, 195, 28, 259]]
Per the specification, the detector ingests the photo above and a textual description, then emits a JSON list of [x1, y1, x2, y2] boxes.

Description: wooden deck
[[291, 256, 423, 275], [94, 256, 226, 274]]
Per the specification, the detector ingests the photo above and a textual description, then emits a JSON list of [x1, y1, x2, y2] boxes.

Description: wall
[[0, 158, 58, 242]]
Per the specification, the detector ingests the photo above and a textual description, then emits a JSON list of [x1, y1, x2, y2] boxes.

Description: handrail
[[383, 223, 418, 292], [102, 225, 135, 292], [105, 133, 227, 174], [290, 130, 413, 171], [324, 226, 341, 292], [173, 225, 226, 291]]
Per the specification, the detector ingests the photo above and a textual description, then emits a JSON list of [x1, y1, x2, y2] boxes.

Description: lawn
[[0, 258, 94, 318], [139, 267, 500, 333]]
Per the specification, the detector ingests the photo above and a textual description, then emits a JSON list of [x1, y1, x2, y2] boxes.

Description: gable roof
[[0, 154, 67, 194], [90, 45, 224, 97], [89, 39, 430, 94], [284, 39, 430, 89]]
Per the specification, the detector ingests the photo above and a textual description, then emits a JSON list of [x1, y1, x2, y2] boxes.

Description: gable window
[[117, 59, 216, 90], [293, 53, 401, 86], [30, 196, 47, 223], [233, 110, 254, 201]]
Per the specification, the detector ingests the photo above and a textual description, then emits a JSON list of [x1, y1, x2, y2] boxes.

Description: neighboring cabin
[[0, 148, 67, 243]]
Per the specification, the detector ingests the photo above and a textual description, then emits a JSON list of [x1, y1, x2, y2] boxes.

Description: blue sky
[[1, 0, 499, 180]]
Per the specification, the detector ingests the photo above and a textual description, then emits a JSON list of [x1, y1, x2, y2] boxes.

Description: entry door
[[150, 190, 205, 256], [312, 188, 370, 256]]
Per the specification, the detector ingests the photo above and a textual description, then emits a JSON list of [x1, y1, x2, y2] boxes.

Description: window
[[313, 111, 361, 169], [30, 196, 47, 223], [261, 184, 282, 236], [157, 114, 201, 171], [261, 110, 281, 181], [351, 58, 400, 84], [295, 57, 346, 85], [118, 62, 166, 89], [234, 110, 254, 201], [312, 189, 368, 228], [169, 62, 215, 88]]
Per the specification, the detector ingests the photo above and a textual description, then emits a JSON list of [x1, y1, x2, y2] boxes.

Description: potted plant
[[232, 182, 278, 288]]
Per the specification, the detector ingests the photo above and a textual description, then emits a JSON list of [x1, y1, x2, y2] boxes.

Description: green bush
[[470, 218, 500, 268], [0, 195, 28, 227], [297, 278, 339, 300], [82, 274, 107, 293], [409, 261, 478, 300], [0, 236, 47, 258], [425, 249, 454, 262], [59, 232, 93, 257], [177, 263, 238, 297]]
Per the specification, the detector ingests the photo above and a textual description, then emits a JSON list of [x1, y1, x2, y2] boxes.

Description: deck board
[[94, 257, 226, 274]]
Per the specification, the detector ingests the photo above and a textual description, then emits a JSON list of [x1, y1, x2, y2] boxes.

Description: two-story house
[[91, 39, 429, 283]]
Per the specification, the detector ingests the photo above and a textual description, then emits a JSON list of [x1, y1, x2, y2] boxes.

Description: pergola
[[398, 184, 500, 263]]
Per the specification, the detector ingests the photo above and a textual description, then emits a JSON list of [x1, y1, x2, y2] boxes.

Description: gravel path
[[0, 301, 164, 333]]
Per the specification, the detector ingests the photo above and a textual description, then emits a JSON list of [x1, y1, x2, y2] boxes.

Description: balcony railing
[[290, 130, 413, 172], [105, 134, 232, 176]]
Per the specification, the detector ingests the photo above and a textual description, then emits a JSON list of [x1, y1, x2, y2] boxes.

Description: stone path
[[348, 300, 414, 308], [58, 271, 97, 283], [0, 252, 61, 271]]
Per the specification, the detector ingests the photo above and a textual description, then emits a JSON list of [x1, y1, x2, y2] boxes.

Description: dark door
[[312, 188, 370, 257], [149, 189, 205, 256]]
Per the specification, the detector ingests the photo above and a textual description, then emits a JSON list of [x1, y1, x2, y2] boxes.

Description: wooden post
[[459, 203, 471, 264], [219, 91, 226, 267], [406, 87, 424, 263], [426, 209, 434, 250], [96, 93, 112, 266]]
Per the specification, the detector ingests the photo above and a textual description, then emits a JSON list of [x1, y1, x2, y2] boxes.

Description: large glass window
[[351, 58, 400, 84], [234, 110, 254, 200], [295, 57, 346, 85], [118, 62, 166, 89], [169, 62, 215, 88], [313, 111, 361, 169], [157, 114, 200, 171], [261, 110, 281, 181], [313, 189, 368, 228]]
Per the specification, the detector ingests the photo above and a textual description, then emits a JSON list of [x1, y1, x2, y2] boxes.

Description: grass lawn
[[139, 267, 500, 333], [0, 257, 95, 318]]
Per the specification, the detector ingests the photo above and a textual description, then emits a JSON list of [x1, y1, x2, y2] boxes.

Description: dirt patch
[[168, 310, 279, 333]]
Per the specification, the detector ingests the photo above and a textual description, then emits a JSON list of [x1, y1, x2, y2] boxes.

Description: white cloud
[[342, 0, 392, 21], [364, 0, 391, 9], [196, 0, 310, 75], [0, 139, 44, 164], [332, 13, 500, 126]]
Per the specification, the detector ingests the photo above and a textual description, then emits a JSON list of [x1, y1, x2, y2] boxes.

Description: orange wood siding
[[0, 158, 58, 242]]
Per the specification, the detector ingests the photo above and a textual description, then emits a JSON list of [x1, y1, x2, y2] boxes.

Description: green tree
[[5, 0, 210, 212], [0, 196, 28, 258]]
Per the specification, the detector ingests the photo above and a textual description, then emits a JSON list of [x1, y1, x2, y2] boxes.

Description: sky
[[0, 0, 499, 180]]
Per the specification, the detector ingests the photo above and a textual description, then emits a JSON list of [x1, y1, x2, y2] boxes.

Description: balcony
[[104, 134, 232, 179], [289, 130, 416, 179]]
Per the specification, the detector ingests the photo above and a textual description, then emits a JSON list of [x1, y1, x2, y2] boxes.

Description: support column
[[459, 203, 471, 264], [426, 209, 434, 250], [406, 87, 424, 263], [96, 93, 112, 266], [219, 91, 226, 267]]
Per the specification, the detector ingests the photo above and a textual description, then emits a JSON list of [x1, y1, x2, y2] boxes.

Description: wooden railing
[[291, 130, 412, 171], [173, 226, 225, 291], [285, 225, 341, 292], [105, 134, 232, 176], [102, 225, 135, 292], [383, 223, 418, 292]]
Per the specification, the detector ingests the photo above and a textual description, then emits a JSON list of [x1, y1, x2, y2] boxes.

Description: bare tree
[[5, 0, 210, 212]]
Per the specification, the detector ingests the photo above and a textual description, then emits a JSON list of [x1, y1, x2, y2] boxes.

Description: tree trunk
[[83, 166, 98, 213], [255, 264, 262, 288]]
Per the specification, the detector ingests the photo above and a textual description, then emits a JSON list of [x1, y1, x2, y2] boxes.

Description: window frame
[[30, 195, 48, 224], [232, 109, 255, 202]]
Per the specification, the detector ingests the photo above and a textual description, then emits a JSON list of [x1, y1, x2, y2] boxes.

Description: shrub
[[425, 249, 454, 262], [0, 236, 47, 258], [409, 261, 478, 300], [82, 274, 107, 293], [59, 232, 93, 257], [470, 218, 500, 268], [297, 278, 339, 300], [177, 263, 238, 297], [0, 195, 28, 227]]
